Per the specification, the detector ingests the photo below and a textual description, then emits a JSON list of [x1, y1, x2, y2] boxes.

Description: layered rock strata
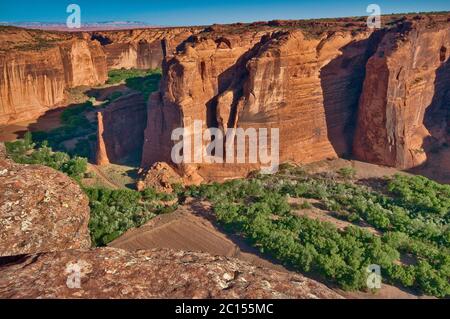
[[0, 29, 108, 124], [95, 92, 147, 165], [354, 20, 450, 169], [141, 27, 376, 181]]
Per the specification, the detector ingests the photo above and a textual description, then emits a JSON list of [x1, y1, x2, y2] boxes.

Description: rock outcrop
[[0, 143, 91, 257], [0, 247, 342, 299], [136, 161, 183, 192], [0, 142, 341, 299], [141, 25, 377, 181], [354, 19, 450, 169], [95, 92, 147, 165]]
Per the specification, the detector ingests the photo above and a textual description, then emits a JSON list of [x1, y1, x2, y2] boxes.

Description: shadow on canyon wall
[[4, 81, 146, 167], [320, 30, 385, 159], [205, 38, 267, 130], [409, 53, 450, 183]]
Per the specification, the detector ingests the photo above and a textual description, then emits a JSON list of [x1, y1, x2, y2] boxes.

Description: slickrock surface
[[0, 247, 342, 299], [0, 144, 91, 257], [354, 19, 450, 169]]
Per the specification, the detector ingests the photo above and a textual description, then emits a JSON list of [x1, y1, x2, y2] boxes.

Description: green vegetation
[[107, 68, 162, 100], [388, 174, 450, 223], [183, 168, 450, 297], [5, 133, 177, 247], [337, 166, 356, 180], [5, 132, 87, 180], [5, 133, 450, 297], [85, 187, 178, 246], [32, 101, 96, 158]]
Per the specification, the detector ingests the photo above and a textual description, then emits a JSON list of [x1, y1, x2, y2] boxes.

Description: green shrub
[[184, 170, 450, 297], [86, 187, 178, 246], [5, 136, 87, 180], [107, 68, 162, 100], [338, 167, 357, 180]]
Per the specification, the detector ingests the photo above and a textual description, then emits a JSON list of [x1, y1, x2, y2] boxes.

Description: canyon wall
[[0, 30, 108, 125], [141, 16, 450, 180], [354, 20, 450, 169], [90, 28, 198, 70], [141, 26, 377, 181], [0, 27, 196, 125], [96, 92, 148, 165], [1, 15, 449, 176]]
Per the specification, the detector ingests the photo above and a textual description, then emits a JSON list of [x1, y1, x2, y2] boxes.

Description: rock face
[[0, 144, 91, 257], [0, 29, 108, 125], [0, 248, 342, 299], [354, 20, 450, 169], [95, 92, 147, 165], [0, 27, 196, 125], [136, 161, 183, 192], [141, 26, 377, 181], [91, 28, 199, 70], [141, 15, 450, 179]]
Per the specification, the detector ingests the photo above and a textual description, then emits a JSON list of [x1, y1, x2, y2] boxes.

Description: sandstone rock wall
[[95, 92, 147, 165], [0, 35, 107, 125], [141, 28, 378, 181], [354, 21, 450, 169], [141, 16, 450, 179], [0, 27, 195, 126], [91, 28, 198, 70]]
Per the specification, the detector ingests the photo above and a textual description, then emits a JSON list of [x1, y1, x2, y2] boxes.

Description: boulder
[[0, 151, 91, 257]]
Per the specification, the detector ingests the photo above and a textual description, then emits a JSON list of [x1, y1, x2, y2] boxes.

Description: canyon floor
[[109, 158, 432, 299]]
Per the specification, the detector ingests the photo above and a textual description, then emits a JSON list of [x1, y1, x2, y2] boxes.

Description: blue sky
[[0, 0, 449, 26]]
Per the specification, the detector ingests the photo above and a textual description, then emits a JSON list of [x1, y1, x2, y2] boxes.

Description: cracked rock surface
[[0, 143, 91, 257], [0, 248, 342, 299]]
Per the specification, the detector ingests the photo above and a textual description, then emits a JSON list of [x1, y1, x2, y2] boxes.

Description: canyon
[[0, 142, 341, 299], [1, 13, 450, 299], [140, 14, 450, 181], [0, 26, 197, 125], [0, 13, 449, 181]]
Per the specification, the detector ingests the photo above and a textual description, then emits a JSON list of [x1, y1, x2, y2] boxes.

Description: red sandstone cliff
[[95, 92, 148, 165], [354, 19, 450, 169], [1, 14, 450, 176], [141, 25, 377, 181], [90, 27, 199, 70], [0, 27, 196, 125], [140, 15, 450, 179], [0, 28, 108, 125]]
